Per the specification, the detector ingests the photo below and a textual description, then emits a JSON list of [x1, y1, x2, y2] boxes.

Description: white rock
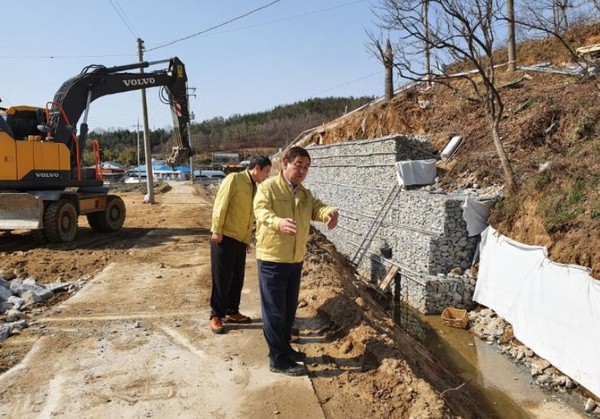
[[584, 398, 597, 413]]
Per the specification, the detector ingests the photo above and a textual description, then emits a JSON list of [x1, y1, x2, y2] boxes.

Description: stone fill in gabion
[[303, 135, 480, 314]]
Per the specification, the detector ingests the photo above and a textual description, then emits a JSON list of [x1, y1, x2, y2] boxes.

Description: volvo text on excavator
[[0, 57, 193, 242]]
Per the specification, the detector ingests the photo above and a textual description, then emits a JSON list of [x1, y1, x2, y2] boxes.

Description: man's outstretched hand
[[326, 210, 339, 230]]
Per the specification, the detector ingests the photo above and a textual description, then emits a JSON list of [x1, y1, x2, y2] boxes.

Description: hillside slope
[[299, 36, 599, 278]]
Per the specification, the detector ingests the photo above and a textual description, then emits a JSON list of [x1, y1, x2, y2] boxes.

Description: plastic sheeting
[[474, 226, 600, 398], [461, 197, 491, 237], [441, 135, 462, 159], [394, 159, 437, 186]]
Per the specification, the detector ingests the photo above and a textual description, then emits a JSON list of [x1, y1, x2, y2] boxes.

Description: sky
[[1, 0, 386, 132]]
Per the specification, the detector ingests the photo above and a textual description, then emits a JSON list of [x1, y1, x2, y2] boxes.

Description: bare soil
[[0, 184, 486, 418]]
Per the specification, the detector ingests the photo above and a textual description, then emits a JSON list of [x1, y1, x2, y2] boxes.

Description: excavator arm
[[48, 57, 193, 168]]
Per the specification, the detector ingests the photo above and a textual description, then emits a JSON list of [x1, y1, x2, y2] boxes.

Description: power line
[[306, 71, 382, 97], [107, 0, 139, 39], [0, 0, 367, 60], [158, 0, 368, 40], [0, 0, 142, 61], [225, 0, 368, 30], [146, 0, 283, 52], [0, 53, 135, 60]]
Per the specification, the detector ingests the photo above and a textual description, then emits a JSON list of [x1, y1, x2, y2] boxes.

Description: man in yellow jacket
[[210, 155, 271, 334], [254, 146, 338, 376]]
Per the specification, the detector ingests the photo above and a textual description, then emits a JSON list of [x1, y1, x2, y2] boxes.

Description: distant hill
[[189, 96, 374, 157], [87, 96, 373, 165]]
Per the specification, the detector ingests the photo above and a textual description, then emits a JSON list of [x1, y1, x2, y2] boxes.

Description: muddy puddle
[[392, 304, 585, 418]]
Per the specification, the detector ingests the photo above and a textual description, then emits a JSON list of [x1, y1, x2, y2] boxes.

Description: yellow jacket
[[211, 170, 255, 244], [254, 172, 336, 263]]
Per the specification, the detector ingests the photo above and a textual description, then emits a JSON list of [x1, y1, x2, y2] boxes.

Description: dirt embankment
[[298, 234, 490, 418]]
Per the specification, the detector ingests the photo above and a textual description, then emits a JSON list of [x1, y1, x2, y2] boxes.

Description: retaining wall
[[303, 135, 479, 314]]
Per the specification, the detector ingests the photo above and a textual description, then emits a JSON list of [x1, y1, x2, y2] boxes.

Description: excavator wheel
[[86, 195, 126, 232], [44, 199, 78, 243]]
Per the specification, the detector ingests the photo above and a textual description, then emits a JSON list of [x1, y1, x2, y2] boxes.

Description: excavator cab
[[5, 106, 46, 141]]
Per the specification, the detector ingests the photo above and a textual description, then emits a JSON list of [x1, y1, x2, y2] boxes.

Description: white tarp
[[394, 159, 437, 186], [461, 197, 491, 237], [474, 226, 600, 398]]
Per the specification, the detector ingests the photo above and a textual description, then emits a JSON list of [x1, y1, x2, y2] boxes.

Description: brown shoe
[[224, 313, 252, 324], [210, 316, 224, 334]]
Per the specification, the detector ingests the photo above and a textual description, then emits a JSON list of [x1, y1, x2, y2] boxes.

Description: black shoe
[[269, 360, 306, 376], [287, 350, 306, 362]]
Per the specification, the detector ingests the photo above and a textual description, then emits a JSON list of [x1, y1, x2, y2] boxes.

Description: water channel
[[392, 303, 585, 418]]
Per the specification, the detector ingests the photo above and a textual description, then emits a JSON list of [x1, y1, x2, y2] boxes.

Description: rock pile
[[469, 308, 600, 416], [0, 269, 85, 343]]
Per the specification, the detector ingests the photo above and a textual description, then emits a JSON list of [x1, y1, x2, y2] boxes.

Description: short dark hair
[[283, 146, 311, 164], [248, 155, 272, 169]]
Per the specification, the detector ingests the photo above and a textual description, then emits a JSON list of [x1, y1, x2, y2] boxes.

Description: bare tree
[[518, 0, 573, 35], [366, 33, 395, 101], [372, 0, 517, 193], [515, 1, 600, 82], [385, 39, 395, 101], [589, 0, 600, 14], [554, 0, 572, 33]]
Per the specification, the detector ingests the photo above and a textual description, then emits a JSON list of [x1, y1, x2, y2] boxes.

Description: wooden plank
[[577, 43, 600, 56], [378, 265, 399, 292]]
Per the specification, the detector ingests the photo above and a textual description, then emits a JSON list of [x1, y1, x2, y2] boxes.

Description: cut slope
[[297, 31, 600, 278]]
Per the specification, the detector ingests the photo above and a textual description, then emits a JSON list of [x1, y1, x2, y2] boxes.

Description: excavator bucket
[[0, 193, 44, 230]]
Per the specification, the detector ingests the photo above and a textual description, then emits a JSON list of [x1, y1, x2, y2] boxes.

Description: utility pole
[[135, 120, 141, 180], [423, 0, 432, 86], [507, 0, 517, 71], [137, 38, 155, 204], [130, 121, 141, 180], [187, 119, 193, 184], [187, 87, 196, 184]]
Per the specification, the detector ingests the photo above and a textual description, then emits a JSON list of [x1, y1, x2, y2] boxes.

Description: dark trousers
[[210, 235, 247, 318], [257, 260, 302, 366]]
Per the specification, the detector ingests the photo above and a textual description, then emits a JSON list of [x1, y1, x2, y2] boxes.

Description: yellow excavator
[[0, 57, 193, 242]]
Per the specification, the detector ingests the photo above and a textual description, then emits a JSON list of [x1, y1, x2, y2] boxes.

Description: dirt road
[[0, 183, 485, 418]]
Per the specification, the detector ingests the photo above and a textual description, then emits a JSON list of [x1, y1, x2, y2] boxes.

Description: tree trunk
[[490, 119, 517, 194], [384, 39, 394, 102]]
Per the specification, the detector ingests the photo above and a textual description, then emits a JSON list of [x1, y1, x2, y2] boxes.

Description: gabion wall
[[304, 136, 478, 314]]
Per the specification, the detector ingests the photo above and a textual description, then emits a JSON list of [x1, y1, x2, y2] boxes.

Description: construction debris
[[0, 270, 83, 343]]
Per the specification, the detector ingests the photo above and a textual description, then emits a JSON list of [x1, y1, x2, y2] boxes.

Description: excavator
[[0, 57, 193, 243]]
